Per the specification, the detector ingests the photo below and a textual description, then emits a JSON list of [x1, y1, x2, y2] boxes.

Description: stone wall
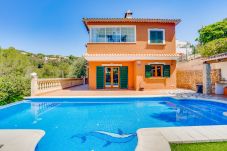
[[177, 69, 221, 93], [177, 58, 227, 80]]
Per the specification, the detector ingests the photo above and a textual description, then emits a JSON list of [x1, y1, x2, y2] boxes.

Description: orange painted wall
[[88, 60, 176, 90], [88, 61, 135, 90], [86, 22, 176, 54], [86, 21, 177, 90], [135, 60, 177, 90]]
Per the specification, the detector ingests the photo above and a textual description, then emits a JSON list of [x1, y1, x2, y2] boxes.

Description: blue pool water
[[1, 97, 227, 151]]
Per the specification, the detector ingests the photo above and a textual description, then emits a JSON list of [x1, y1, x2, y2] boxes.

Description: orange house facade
[[83, 12, 181, 90]]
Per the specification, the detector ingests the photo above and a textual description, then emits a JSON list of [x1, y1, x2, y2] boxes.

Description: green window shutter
[[96, 66, 104, 89], [145, 65, 152, 78], [120, 66, 128, 89], [163, 65, 170, 77]]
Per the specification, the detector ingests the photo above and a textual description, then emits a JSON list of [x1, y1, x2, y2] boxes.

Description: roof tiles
[[83, 18, 181, 31]]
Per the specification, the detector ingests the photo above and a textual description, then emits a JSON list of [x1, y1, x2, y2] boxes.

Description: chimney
[[124, 10, 133, 19]]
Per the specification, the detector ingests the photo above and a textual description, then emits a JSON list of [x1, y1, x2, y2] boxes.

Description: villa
[[2, 8, 227, 151], [83, 11, 181, 90]]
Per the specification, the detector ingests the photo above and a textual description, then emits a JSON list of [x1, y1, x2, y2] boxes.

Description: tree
[[69, 57, 87, 78], [196, 19, 227, 44], [198, 38, 227, 57], [196, 19, 227, 57], [0, 47, 32, 76], [0, 47, 87, 105]]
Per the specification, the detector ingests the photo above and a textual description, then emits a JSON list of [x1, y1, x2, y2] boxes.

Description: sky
[[0, 0, 226, 56]]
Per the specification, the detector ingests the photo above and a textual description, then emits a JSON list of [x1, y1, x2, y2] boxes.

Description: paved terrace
[[37, 85, 227, 101], [38, 85, 180, 96]]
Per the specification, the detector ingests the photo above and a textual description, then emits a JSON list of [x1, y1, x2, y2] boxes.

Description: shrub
[[197, 38, 227, 57], [0, 75, 30, 105]]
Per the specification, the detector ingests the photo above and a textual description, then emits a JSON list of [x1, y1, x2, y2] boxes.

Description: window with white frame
[[148, 29, 165, 44], [91, 28, 106, 42], [121, 27, 135, 42], [90, 27, 136, 43], [106, 27, 121, 42]]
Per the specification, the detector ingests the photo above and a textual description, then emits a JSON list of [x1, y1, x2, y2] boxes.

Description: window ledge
[[87, 42, 136, 44], [148, 43, 166, 45], [146, 77, 167, 79]]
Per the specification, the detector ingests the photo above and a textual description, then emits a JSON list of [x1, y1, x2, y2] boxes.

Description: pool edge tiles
[[25, 94, 175, 99], [174, 97, 227, 106], [25, 95, 227, 106], [25, 96, 176, 103], [0, 100, 27, 110]]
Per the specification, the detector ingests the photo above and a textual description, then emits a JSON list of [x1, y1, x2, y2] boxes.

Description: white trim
[[85, 55, 179, 61], [102, 64, 122, 66], [89, 25, 136, 43], [89, 25, 136, 28], [87, 42, 136, 44], [148, 28, 165, 45], [148, 62, 169, 65]]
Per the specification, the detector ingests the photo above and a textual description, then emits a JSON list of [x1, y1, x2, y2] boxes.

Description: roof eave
[[83, 18, 181, 32], [84, 53, 180, 61], [82, 18, 90, 32]]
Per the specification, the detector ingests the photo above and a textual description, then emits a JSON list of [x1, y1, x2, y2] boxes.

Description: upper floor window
[[90, 26, 136, 43], [148, 29, 165, 44]]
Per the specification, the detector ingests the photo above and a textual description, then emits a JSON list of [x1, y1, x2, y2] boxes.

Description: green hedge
[[0, 75, 30, 105]]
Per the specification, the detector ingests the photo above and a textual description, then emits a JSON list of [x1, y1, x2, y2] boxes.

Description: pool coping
[[136, 125, 227, 151], [25, 94, 175, 99], [0, 95, 226, 110], [0, 129, 45, 151], [25, 95, 227, 105], [174, 96, 227, 105], [0, 100, 27, 110]]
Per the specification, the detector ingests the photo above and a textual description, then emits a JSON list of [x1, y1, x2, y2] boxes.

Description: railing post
[[31, 72, 38, 96]]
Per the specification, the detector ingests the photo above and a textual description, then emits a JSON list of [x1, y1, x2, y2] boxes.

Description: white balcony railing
[[31, 73, 85, 96]]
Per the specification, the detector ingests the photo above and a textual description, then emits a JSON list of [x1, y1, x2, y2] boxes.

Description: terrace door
[[105, 67, 112, 88], [105, 67, 119, 88], [112, 67, 119, 88]]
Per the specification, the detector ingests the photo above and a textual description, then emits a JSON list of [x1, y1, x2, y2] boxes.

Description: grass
[[170, 142, 227, 151]]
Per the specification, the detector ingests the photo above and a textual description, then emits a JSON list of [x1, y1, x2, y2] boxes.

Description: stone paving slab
[[136, 125, 227, 151], [0, 129, 45, 151], [34, 85, 227, 103]]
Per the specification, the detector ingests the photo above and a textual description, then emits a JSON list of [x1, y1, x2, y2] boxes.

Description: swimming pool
[[1, 97, 227, 151]]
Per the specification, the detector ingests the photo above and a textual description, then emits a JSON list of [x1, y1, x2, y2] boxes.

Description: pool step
[[136, 125, 227, 151]]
